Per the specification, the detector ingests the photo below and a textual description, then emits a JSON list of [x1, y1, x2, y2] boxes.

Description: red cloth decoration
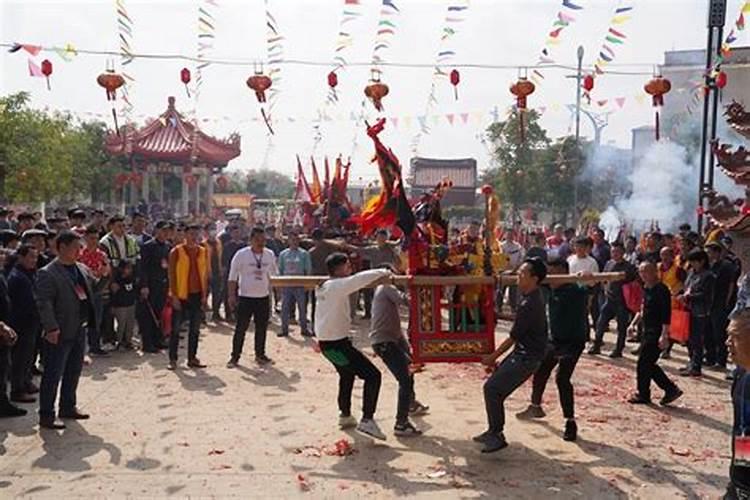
[[450, 69, 460, 100]]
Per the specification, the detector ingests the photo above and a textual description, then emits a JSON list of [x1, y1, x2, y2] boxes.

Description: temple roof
[[726, 101, 750, 141], [105, 96, 241, 167], [712, 141, 750, 185]]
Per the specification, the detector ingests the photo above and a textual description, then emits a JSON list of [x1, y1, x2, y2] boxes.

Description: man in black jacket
[[137, 221, 171, 353], [516, 259, 588, 441], [679, 249, 715, 377], [0, 265, 24, 418], [705, 241, 736, 370], [8, 244, 40, 403], [589, 242, 637, 358], [627, 262, 682, 405]]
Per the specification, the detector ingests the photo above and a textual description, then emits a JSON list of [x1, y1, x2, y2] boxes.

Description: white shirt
[[567, 254, 599, 275], [314, 269, 389, 341], [228, 247, 278, 298], [501, 241, 525, 269]]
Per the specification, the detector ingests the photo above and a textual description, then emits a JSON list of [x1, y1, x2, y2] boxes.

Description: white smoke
[[599, 206, 621, 241]]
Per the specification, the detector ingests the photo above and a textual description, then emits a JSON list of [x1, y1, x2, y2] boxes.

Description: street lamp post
[[573, 45, 584, 225]]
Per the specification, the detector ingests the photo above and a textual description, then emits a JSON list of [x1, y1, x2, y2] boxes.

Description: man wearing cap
[[15, 213, 34, 235], [0, 230, 19, 250], [0, 208, 12, 231], [138, 221, 171, 353], [68, 209, 86, 233]]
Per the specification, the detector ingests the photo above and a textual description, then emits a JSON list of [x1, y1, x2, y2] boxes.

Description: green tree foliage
[[0, 92, 118, 203], [481, 109, 585, 223], [245, 169, 295, 199]]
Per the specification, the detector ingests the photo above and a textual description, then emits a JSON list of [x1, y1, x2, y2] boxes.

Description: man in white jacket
[[315, 252, 392, 440]]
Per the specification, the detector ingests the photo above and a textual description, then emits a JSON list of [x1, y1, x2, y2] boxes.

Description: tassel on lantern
[[644, 75, 671, 141]]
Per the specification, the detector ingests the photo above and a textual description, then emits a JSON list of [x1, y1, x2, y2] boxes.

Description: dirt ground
[[0, 312, 732, 499]]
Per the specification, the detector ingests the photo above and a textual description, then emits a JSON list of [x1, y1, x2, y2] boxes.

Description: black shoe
[[608, 350, 623, 359], [10, 392, 36, 403], [563, 420, 577, 442], [142, 348, 159, 354], [660, 388, 683, 406], [59, 408, 90, 420], [0, 404, 27, 418], [516, 405, 546, 420], [472, 430, 495, 443], [89, 348, 110, 357], [587, 344, 602, 355], [256, 354, 274, 365], [481, 433, 508, 453], [627, 394, 651, 405], [226, 357, 239, 368], [39, 416, 65, 429], [679, 367, 702, 377]]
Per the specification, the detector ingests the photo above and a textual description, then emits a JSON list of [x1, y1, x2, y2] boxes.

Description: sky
[[1, 0, 749, 185]]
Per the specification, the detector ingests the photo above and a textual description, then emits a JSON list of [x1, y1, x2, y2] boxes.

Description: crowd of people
[[0, 208, 748, 496]]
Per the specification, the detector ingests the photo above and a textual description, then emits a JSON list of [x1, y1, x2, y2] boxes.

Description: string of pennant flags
[[371, 0, 399, 68], [531, 0, 584, 86], [115, 0, 135, 119], [194, 0, 219, 105], [593, 2, 633, 76]]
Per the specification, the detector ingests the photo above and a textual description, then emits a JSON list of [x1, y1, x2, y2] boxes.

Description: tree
[[245, 169, 295, 199]]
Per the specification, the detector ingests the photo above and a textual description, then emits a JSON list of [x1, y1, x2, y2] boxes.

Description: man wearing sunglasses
[[226, 226, 278, 367]]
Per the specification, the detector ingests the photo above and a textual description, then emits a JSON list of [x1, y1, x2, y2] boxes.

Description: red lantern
[[583, 74, 594, 92], [41, 59, 52, 90], [510, 77, 536, 142], [328, 71, 338, 98], [644, 75, 671, 141], [97, 69, 126, 101], [716, 70, 728, 89], [364, 70, 389, 111], [180, 68, 191, 97], [450, 69, 460, 100], [246, 73, 272, 103]]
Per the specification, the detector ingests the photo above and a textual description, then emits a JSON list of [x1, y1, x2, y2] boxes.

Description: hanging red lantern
[[716, 70, 728, 89], [450, 69, 460, 100], [364, 70, 389, 112], [327, 71, 338, 98], [644, 75, 671, 141], [583, 74, 595, 92], [510, 76, 536, 142], [180, 68, 191, 97], [246, 73, 272, 103], [97, 69, 126, 101], [41, 59, 52, 90]]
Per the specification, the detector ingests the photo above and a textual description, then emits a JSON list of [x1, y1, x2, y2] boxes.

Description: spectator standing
[[278, 232, 312, 337], [8, 245, 40, 403]]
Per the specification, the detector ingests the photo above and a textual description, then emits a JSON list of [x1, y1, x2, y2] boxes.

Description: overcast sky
[[1, 0, 748, 183]]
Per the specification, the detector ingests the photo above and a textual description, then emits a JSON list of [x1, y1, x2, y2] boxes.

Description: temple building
[[409, 157, 478, 207], [105, 96, 241, 215]]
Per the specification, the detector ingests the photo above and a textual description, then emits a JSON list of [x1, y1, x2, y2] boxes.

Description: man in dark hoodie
[[516, 259, 588, 441]]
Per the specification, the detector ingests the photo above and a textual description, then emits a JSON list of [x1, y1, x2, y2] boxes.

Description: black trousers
[[637, 337, 678, 400], [10, 328, 37, 395], [530, 345, 583, 419], [168, 293, 202, 362], [706, 307, 730, 367], [0, 346, 10, 405], [138, 285, 167, 351], [39, 330, 86, 419], [363, 288, 374, 317], [320, 338, 381, 419], [688, 315, 709, 372], [232, 296, 270, 359], [373, 339, 415, 424], [594, 299, 631, 353], [484, 352, 540, 434]]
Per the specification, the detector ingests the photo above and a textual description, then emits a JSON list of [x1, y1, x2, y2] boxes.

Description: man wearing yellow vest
[[167, 224, 208, 370]]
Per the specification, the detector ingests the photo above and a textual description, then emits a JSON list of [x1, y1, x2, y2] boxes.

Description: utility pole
[[698, 0, 727, 233], [574, 45, 584, 225]]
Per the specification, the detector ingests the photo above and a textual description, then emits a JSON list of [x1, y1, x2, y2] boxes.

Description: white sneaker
[[339, 415, 357, 429], [356, 419, 386, 440]]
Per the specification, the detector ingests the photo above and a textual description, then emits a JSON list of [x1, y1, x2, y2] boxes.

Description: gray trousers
[[483, 351, 541, 434], [112, 305, 136, 345]]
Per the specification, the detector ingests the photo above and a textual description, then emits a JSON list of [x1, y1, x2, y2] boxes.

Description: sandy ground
[[0, 311, 732, 499]]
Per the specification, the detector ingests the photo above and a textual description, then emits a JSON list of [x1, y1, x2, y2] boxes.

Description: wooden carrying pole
[[270, 272, 625, 289]]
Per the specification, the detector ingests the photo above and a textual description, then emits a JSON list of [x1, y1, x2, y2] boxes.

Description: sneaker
[[409, 401, 430, 416], [587, 344, 602, 355], [472, 430, 496, 443], [659, 388, 683, 406], [256, 355, 274, 365], [394, 421, 423, 437], [481, 433, 508, 453], [356, 418, 386, 440], [339, 414, 357, 429], [608, 350, 623, 359], [167, 361, 177, 371], [627, 394, 651, 405], [563, 420, 577, 442], [516, 404, 545, 420], [226, 358, 239, 369]]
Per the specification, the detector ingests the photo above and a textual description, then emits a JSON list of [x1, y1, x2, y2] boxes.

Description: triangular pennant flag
[[460, 112, 469, 124], [562, 0, 583, 10], [391, 117, 399, 128], [611, 15, 631, 24], [608, 27, 627, 38], [615, 97, 626, 108], [606, 35, 624, 44], [549, 27, 563, 38], [597, 99, 608, 107], [446, 114, 455, 125], [558, 11, 576, 23], [22, 44, 42, 56], [28, 58, 44, 77], [537, 106, 547, 115]]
